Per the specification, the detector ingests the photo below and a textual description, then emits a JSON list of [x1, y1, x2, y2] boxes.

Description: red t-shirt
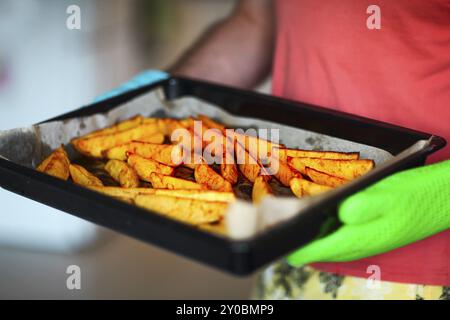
[[272, 0, 450, 286]]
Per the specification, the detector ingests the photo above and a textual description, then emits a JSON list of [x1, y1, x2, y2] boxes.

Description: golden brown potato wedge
[[135, 194, 227, 225], [134, 133, 165, 144], [199, 120, 238, 185], [273, 160, 302, 186], [147, 144, 183, 167], [194, 163, 233, 192], [127, 154, 174, 181], [235, 141, 264, 183], [37, 146, 70, 180], [104, 142, 182, 166], [290, 178, 332, 198], [72, 123, 163, 158], [289, 177, 303, 198], [288, 157, 374, 180], [162, 118, 191, 137], [104, 159, 140, 188], [149, 173, 205, 190], [69, 164, 103, 187], [220, 162, 239, 185], [89, 186, 235, 202], [220, 136, 239, 184], [252, 175, 273, 204], [231, 132, 283, 153], [277, 148, 359, 162], [305, 167, 349, 188]]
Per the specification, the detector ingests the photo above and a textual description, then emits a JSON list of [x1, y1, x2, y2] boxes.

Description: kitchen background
[[0, 0, 261, 299]]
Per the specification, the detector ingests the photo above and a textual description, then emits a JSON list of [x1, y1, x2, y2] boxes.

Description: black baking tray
[[0, 77, 446, 275]]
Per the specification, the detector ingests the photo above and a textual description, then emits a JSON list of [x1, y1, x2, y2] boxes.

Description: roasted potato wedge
[[194, 163, 233, 192], [288, 157, 374, 180], [104, 160, 140, 188], [162, 118, 192, 137], [235, 141, 264, 183], [127, 154, 174, 181], [277, 148, 359, 162], [149, 173, 205, 190], [90, 186, 235, 202], [290, 178, 331, 198], [220, 162, 239, 185], [69, 164, 103, 187], [231, 132, 283, 154], [147, 144, 183, 167], [37, 146, 70, 180], [199, 119, 238, 185], [72, 123, 163, 158], [105, 142, 182, 166], [252, 175, 273, 204], [135, 194, 227, 225], [134, 133, 165, 144], [305, 167, 348, 188], [273, 159, 301, 186]]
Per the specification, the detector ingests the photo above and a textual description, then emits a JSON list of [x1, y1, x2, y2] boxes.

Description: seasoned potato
[[220, 162, 239, 185], [273, 159, 301, 186], [199, 119, 238, 185], [104, 160, 140, 188], [290, 178, 331, 198], [162, 118, 191, 137], [135, 194, 227, 225], [127, 154, 174, 182], [90, 186, 236, 202], [72, 123, 164, 158], [235, 141, 263, 183], [147, 144, 183, 167], [37, 146, 71, 180], [149, 173, 205, 190], [288, 157, 374, 180], [252, 176, 273, 204], [305, 167, 348, 188], [277, 148, 359, 162], [105, 142, 182, 166], [69, 164, 103, 187], [195, 163, 233, 192], [231, 132, 283, 155], [134, 133, 165, 144]]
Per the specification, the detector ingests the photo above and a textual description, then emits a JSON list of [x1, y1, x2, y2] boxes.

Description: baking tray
[[0, 77, 446, 275]]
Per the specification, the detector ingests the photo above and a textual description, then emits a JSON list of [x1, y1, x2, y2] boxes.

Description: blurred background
[[0, 0, 258, 299]]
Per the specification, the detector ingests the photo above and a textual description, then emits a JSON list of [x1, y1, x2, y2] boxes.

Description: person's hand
[[95, 70, 169, 102], [287, 159, 450, 266]]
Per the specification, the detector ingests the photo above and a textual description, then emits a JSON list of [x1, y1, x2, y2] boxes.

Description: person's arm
[[169, 0, 274, 89]]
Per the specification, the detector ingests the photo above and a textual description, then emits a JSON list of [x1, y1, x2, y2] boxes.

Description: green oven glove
[[287, 159, 450, 266]]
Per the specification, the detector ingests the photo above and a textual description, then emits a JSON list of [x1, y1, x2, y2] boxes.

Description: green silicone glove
[[287, 159, 450, 266]]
